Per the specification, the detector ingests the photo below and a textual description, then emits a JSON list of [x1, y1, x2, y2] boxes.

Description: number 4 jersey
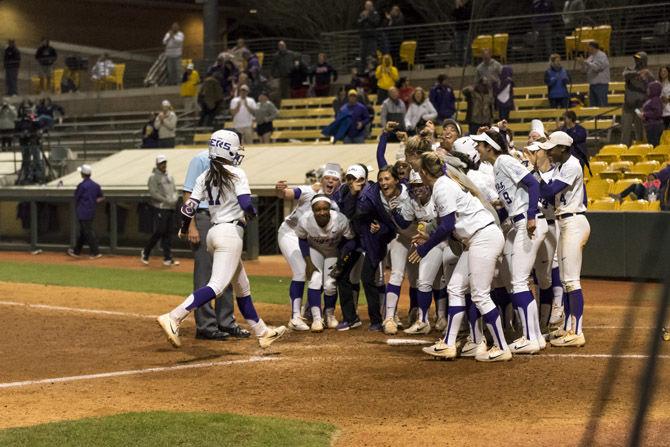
[[551, 155, 586, 215]]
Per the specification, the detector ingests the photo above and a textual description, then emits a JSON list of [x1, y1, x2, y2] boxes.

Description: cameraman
[[0, 100, 17, 150], [15, 101, 44, 184]]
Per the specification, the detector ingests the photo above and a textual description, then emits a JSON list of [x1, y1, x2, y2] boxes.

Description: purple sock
[[409, 287, 418, 309], [417, 290, 432, 322], [324, 294, 337, 310], [465, 295, 481, 340], [185, 286, 216, 311], [562, 292, 571, 331], [386, 283, 401, 296], [551, 267, 561, 288], [568, 289, 584, 334], [444, 305, 466, 344], [289, 280, 305, 302], [511, 291, 534, 339], [236, 295, 259, 323], [307, 288, 322, 309], [483, 307, 507, 349], [539, 288, 554, 326]]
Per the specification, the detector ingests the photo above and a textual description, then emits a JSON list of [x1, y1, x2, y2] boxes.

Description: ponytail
[[405, 129, 433, 157], [205, 158, 237, 203], [420, 152, 444, 178]]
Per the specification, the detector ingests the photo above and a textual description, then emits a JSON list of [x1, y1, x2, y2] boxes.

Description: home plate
[[386, 338, 433, 346]]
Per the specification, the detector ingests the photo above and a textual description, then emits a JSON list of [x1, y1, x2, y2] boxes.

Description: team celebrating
[[157, 117, 591, 363]]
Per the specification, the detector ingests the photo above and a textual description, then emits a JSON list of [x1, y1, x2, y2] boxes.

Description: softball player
[[411, 151, 510, 362], [295, 195, 356, 332], [538, 131, 590, 347], [473, 129, 547, 354], [275, 164, 342, 331], [157, 130, 286, 349]]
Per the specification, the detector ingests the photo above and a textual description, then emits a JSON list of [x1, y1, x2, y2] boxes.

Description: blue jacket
[[75, 177, 102, 220], [545, 66, 571, 100], [354, 183, 397, 266], [321, 110, 353, 142], [341, 102, 370, 139], [429, 83, 456, 121]]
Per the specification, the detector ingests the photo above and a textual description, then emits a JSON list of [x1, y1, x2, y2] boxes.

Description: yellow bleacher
[[588, 197, 617, 211], [611, 178, 641, 195], [586, 178, 613, 200], [619, 199, 652, 212], [646, 145, 670, 163]]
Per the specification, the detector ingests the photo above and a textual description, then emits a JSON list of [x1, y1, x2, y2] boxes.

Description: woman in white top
[[659, 66, 670, 129], [473, 129, 548, 355], [404, 87, 437, 134], [157, 130, 286, 349], [538, 131, 591, 347], [410, 152, 511, 362]]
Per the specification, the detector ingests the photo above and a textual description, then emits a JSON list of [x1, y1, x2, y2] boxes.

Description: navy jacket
[[353, 183, 397, 266], [75, 177, 102, 220]]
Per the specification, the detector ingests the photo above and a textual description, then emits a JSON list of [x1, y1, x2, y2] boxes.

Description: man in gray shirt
[[474, 49, 502, 86], [578, 41, 610, 107]]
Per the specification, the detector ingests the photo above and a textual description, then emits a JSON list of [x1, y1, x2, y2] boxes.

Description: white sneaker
[[288, 317, 309, 331], [549, 305, 564, 327], [394, 314, 404, 329], [311, 319, 324, 333], [475, 346, 513, 362], [140, 249, 149, 265], [435, 316, 448, 332], [157, 313, 181, 348], [460, 337, 488, 357], [325, 313, 339, 329], [163, 259, 180, 266], [509, 336, 541, 355], [538, 334, 547, 350], [422, 340, 457, 359], [383, 317, 398, 335], [258, 326, 287, 348], [550, 330, 586, 347], [549, 328, 568, 339], [403, 320, 431, 335]]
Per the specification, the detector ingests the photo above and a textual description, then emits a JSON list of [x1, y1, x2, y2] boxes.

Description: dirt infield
[[0, 253, 669, 446]]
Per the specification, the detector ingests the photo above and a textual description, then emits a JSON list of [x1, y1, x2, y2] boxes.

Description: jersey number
[[502, 192, 512, 205], [559, 193, 567, 206]]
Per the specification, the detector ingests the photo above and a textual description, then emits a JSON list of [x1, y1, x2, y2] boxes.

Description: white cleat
[[311, 318, 324, 333], [394, 314, 404, 330], [549, 305, 564, 327], [288, 317, 310, 331], [382, 317, 398, 335], [435, 316, 448, 332], [460, 337, 488, 357], [422, 340, 457, 360], [538, 334, 547, 350], [549, 328, 568, 339], [550, 330, 586, 347], [403, 320, 431, 335], [325, 313, 339, 329], [509, 336, 541, 355], [258, 325, 287, 348], [157, 313, 181, 348], [475, 346, 513, 362]]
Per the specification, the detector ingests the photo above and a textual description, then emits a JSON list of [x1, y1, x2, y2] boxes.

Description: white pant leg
[[496, 225, 515, 290], [468, 225, 505, 315], [417, 243, 445, 293], [441, 244, 460, 286], [388, 237, 409, 286], [278, 223, 306, 282], [510, 218, 548, 293], [534, 222, 558, 290], [558, 215, 590, 291], [231, 261, 251, 298], [308, 248, 326, 291], [206, 223, 244, 296], [443, 251, 469, 346], [322, 256, 338, 295]]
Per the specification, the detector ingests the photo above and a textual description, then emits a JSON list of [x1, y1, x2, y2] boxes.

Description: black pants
[[144, 207, 175, 260], [5, 67, 18, 96], [158, 138, 175, 148], [199, 106, 218, 128], [336, 251, 361, 324], [74, 219, 99, 255], [360, 253, 383, 325], [620, 184, 647, 200]]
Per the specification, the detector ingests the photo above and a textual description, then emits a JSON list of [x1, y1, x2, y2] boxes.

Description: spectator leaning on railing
[[429, 74, 456, 123], [271, 40, 299, 100], [35, 38, 57, 93], [163, 22, 184, 86], [180, 63, 200, 115], [545, 54, 571, 109], [198, 72, 224, 128], [621, 52, 652, 146], [154, 100, 177, 148], [404, 87, 437, 134], [3, 39, 20, 96], [357, 1, 380, 71], [90, 53, 115, 88], [577, 41, 610, 107], [374, 54, 399, 105], [310, 53, 338, 97], [255, 92, 278, 144]]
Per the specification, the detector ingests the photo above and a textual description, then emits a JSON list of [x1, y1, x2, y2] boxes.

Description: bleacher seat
[[619, 199, 651, 211], [620, 144, 653, 163], [471, 35, 493, 61], [631, 160, 660, 175], [399, 41, 417, 70], [609, 160, 634, 172], [612, 178, 641, 195], [493, 33, 509, 63], [594, 144, 627, 163], [588, 198, 617, 211], [586, 178, 613, 199], [588, 161, 609, 176], [648, 200, 662, 211], [646, 145, 670, 163]]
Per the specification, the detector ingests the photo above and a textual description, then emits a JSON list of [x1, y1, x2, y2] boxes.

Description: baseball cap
[[240, 84, 250, 91], [537, 131, 573, 150], [161, 99, 171, 108], [442, 119, 462, 136], [525, 142, 543, 152], [322, 163, 342, 179], [347, 89, 358, 96], [77, 164, 92, 175], [156, 154, 167, 164], [345, 164, 367, 180]]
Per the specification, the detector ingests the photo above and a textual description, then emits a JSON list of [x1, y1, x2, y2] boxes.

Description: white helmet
[[452, 136, 480, 166], [208, 130, 244, 165]]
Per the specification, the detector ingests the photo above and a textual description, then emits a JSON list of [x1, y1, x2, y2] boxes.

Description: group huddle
[[276, 118, 590, 362]]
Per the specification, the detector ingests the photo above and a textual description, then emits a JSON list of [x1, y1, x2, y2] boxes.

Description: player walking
[[157, 130, 286, 348]]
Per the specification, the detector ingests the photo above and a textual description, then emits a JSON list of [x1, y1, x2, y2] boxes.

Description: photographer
[[0, 100, 17, 150], [15, 102, 45, 184]]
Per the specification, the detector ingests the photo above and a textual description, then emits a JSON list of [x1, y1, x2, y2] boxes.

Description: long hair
[[420, 152, 444, 178], [205, 158, 237, 202], [405, 128, 433, 157]]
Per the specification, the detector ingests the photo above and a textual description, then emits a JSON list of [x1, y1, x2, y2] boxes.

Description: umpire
[[182, 149, 250, 340]]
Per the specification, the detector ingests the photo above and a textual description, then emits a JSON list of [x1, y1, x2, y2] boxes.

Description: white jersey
[[190, 165, 250, 224], [432, 175, 494, 242], [551, 155, 586, 215], [467, 164, 498, 203], [283, 185, 338, 229], [494, 154, 531, 218], [396, 193, 437, 242], [295, 210, 354, 257], [535, 168, 556, 220]]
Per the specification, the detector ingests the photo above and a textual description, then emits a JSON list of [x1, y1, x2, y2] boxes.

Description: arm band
[[520, 173, 540, 219], [299, 238, 310, 258]]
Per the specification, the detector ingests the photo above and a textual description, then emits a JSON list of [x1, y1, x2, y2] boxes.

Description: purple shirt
[[340, 102, 370, 139], [75, 177, 103, 220]]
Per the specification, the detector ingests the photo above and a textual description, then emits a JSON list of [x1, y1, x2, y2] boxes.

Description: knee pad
[[564, 280, 581, 293]]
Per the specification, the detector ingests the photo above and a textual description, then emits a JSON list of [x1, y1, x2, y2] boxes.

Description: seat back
[[612, 178, 642, 195], [609, 161, 633, 172], [589, 198, 617, 211], [114, 63, 126, 89], [585, 178, 613, 199], [632, 160, 661, 175], [492, 33, 509, 63], [594, 25, 612, 53], [256, 51, 264, 66], [399, 41, 417, 68], [470, 35, 493, 60], [52, 68, 64, 94], [619, 199, 650, 211]]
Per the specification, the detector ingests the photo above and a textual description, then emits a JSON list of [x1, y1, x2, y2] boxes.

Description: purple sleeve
[[391, 208, 411, 229], [293, 187, 302, 199], [656, 165, 670, 183], [338, 238, 357, 259], [497, 207, 509, 222], [520, 173, 539, 219], [299, 238, 310, 258], [539, 179, 569, 201], [416, 212, 455, 258], [237, 194, 257, 216], [376, 131, 388, 168]]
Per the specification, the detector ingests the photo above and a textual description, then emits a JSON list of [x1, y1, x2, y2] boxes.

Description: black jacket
[[35, 45, 57, 67], [3, 45, 20, 69]]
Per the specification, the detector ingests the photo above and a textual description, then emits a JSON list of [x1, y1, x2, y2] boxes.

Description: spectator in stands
[[562, 0, 585, 31], [463, 79, 494, 135], [3, 39, 20, 96], [180, 63, 200, 115], [475, 48, 502, 86], [324, 89, 370, 144], [163, 22, 184, 85], [397, 77, 414, 105], [142, 154, 180, 266], [405, 87, 437, 134], [621, 52, 652, 146], [231, 84, 258, 144], [494, 66, 515, 120], [198, 73, 224, 128], [577, 41, 610, 107], [364, 56, 378, 94], [560, 110, 589, 169], [347, 66, 365, 92], [231, 38, 249, 69], [255, 92, 278, 144], [310, 53, 338, 97], [545, 53, 571, 108], [452, 0, 472, 64], [383, 5, 405, 61], [0, 100, 17, 150], [61, 67, 79, 93], [35, 38, 57, 93], [659, 66, 670, 129], [141, 113, 159, 148], [375, 54, 399, 104], [380, 86, 406, 140], [429, 74, 456, 123], [288, 56, 310, 98], [244, 50, 262, 80], [357, 1, 380, 72], [611, 173, 661, 203], [154, 100, 177, 148], [271, 40, 299, 100], [532, 0, 554, 59], [36, 97, 64, 130], [67, 164, 103, 260], [639, 81, 664, 147], [232, 71, 250, 98], [333, 87, 347, 116], [90, 53, 115, 89], [220, 59, 238, 99]]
